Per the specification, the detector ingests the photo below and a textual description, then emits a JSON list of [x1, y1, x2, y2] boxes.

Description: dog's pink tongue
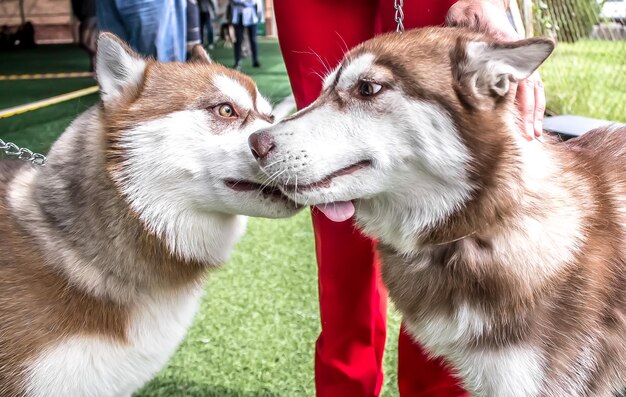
[[315, 201, 355, 222]]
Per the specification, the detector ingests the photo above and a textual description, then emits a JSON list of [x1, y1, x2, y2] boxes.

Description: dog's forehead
[[212, 73, 257, 110], [327, 53, 377, 90], [211, 73, 272, 115], [255, 89, 272, 115]]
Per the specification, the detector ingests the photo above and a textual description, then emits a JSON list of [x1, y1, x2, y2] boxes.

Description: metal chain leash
[[394, 0, 405, 32], [0, 138, 46, 166]]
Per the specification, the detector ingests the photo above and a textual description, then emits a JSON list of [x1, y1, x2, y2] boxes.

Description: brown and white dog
[[250, 27, 626, 396], [0, 34, 299, 397]]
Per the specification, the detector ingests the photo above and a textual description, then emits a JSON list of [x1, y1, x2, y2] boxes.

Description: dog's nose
[[248, 130, 275, 161]]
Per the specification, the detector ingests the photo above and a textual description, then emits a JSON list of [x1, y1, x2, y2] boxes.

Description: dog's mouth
[[224, 179, 294, 202], [283, 160, 372, 193], [280, 160, 372, 223]]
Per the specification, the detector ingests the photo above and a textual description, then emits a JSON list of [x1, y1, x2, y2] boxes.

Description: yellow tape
[[0, 85, 99, 119], [0, 72, 94, 81]]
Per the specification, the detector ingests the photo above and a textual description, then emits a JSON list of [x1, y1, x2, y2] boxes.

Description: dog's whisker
[[253, 170, 281, 196], [294, 174, 298, 197], [309, 47, 332, 76], [265, 168, 288, 191], [227, 178, 245, 189], [263, 158, 286, 169], [334, 31, 350, 59], [309, 70, 325, 83], [255, 171, 281, 197], [297, 47, 331, 77], [254, 168, 288, 199]]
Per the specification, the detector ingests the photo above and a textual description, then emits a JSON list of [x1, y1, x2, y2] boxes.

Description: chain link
[[0, 138, 47, 166], [394, 0, 405, 32]]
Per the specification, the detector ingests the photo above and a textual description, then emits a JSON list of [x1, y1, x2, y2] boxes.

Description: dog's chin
[[281, 186, 349, 206], [222, 179, 303, 218], [278, 177, 380, 222], [238, 202, 302, 219]]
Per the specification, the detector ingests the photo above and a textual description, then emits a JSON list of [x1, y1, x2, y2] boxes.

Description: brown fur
[[345, 28, 625, 395], [0, 36, 271, 396], [380, 127, 626, 395], [0, 122, 209, 395], [252, 25, 624, 394], [257, 26, 624, 395], [0, 162, 130, 396]]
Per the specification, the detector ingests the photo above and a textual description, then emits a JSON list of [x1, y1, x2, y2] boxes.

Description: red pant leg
[[274, 2, 387, 396], [275, 0, 378, 108], [376, 2, 468, 396], [311, 210, 388, 397], [398, 327, 469, 397]]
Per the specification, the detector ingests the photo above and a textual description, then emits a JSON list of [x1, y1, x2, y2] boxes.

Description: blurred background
[[526, 0, 625, 124], [0, 0, 277, 44]]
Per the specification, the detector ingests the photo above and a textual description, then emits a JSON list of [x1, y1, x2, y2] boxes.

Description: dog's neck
[[8, 107, 245, 303], [356, 131, 588, 281]]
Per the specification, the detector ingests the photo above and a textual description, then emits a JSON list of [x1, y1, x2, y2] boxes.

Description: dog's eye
[[215, 104, 237, 118], [358, 81, 382, 97]]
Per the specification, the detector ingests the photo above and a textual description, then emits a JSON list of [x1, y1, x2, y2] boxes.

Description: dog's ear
[[95, 32, 146, 104], [189, 44, 212, 64], [453, 37, 554, 99]]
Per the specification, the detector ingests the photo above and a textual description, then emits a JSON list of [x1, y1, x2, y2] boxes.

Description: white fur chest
[[403, 311, 544, 397], [24, 286, 204, 397]]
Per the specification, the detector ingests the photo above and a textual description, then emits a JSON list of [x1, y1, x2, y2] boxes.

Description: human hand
[[447, 0, 518, 40], [447, 0, 545, 139]]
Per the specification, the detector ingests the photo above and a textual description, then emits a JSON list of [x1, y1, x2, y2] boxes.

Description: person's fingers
[[446, 1, 484, 30], [446, 0, 519, 40], [515, 78, 535, 141], [533, 75, 546, 138]]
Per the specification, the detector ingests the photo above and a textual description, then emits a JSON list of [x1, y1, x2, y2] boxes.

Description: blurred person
[[14, 21, 35, 49], [97, 0, 187, 62], [71, 0, 97, 71], [230, 0, 263, 69], [198, 0, 216, 49], [273, 1, 545, 396], [187, 0, 202, 53], [0, 25, 12, 50], [217, 2, 236, 48]]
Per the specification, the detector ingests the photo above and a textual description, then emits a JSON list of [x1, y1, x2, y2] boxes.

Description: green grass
[[137, 212, 320, 397], [0, 78, 96, 109], [0, 44, 94, 75], [134, 212, 402, 397], [540, 39, 626, 122], [0, 44, 99, 147], [0, 96, 99, 154]]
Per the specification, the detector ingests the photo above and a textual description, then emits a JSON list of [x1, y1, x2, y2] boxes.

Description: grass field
[[540, 39, 626, 122], [0, 37, 624, 397]]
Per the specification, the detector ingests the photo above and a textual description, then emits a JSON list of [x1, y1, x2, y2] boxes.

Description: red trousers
[[273, 1, 468, 396]]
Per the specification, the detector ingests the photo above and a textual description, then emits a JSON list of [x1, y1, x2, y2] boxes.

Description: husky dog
[[249, 27, 626, 396], [0, 34, 299, 397]]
